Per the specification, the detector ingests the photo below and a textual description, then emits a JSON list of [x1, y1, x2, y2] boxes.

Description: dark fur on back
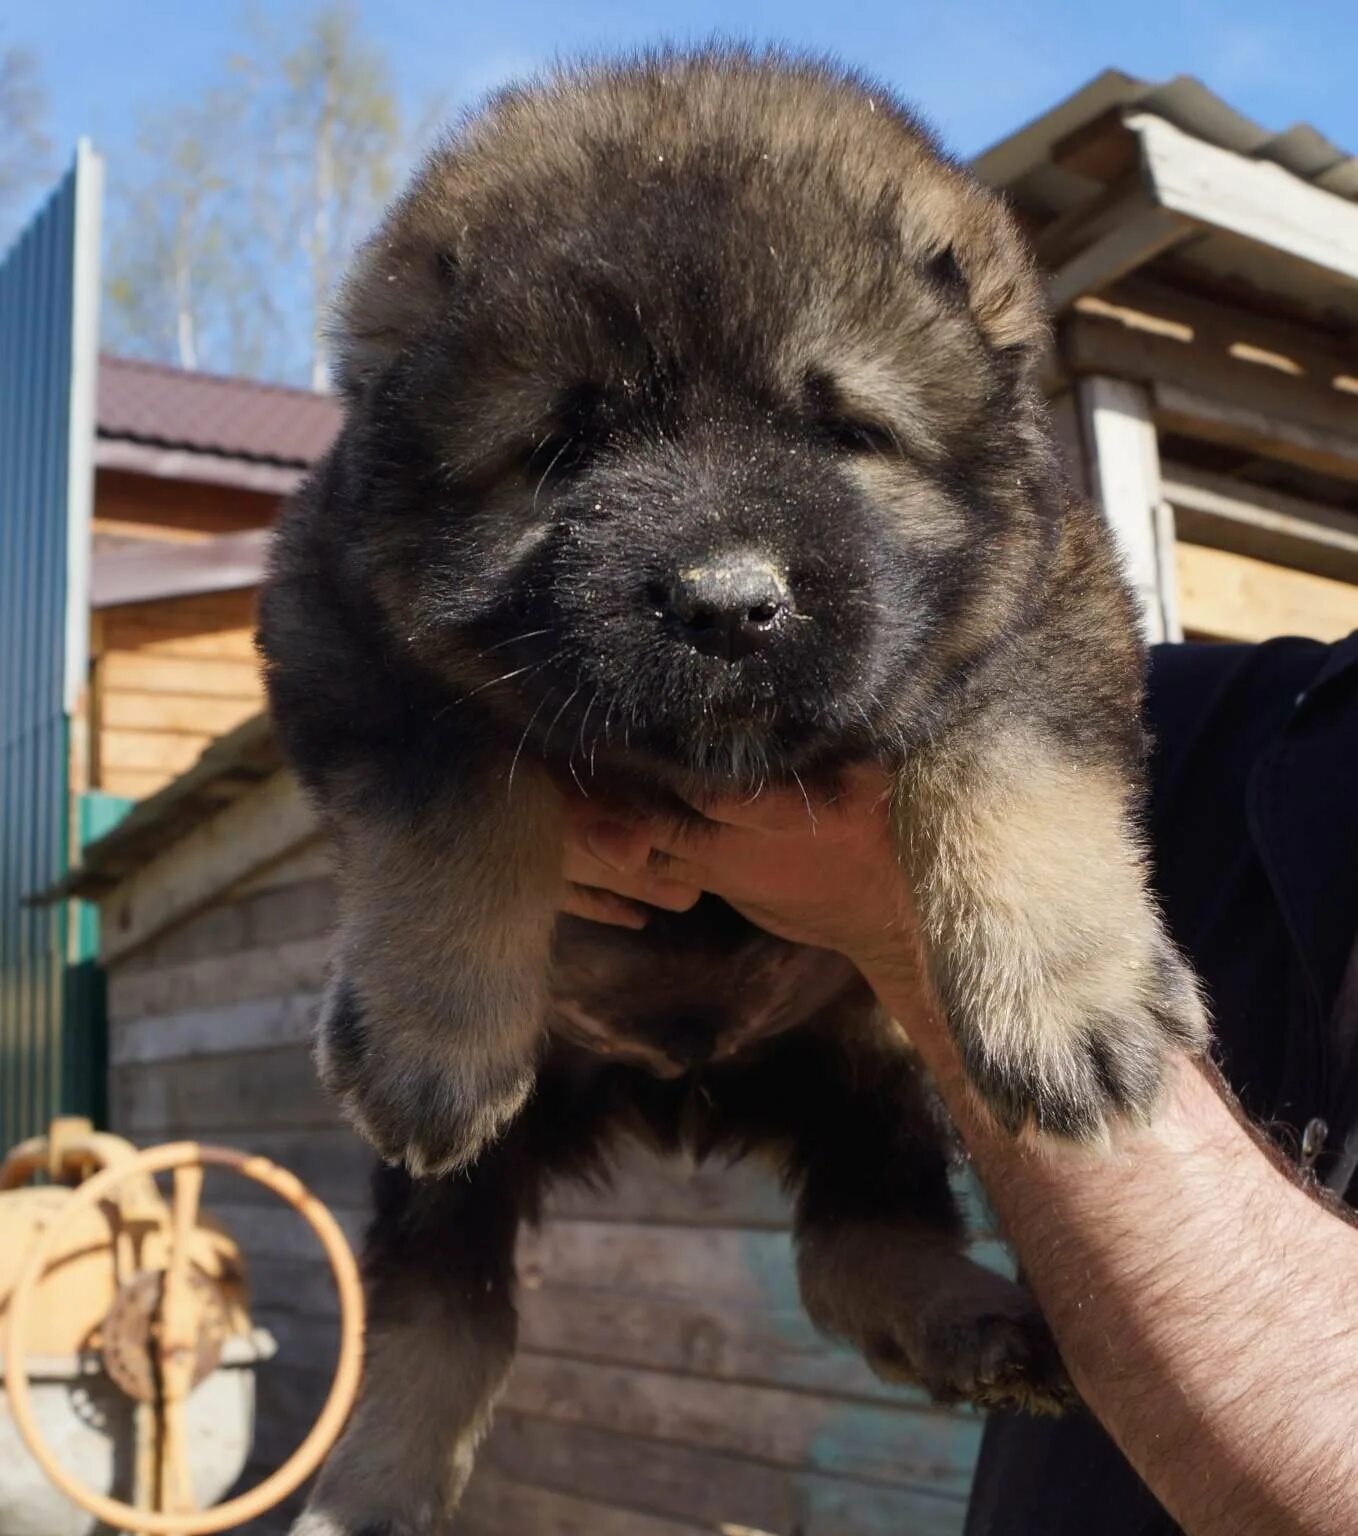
[[265, 50, 1206, 1536]]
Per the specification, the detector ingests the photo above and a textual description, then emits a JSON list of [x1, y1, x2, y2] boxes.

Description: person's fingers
[[563, 840, 702, 911], [562, 839, 622, 887], [680, 780, 849, 832], [633, 814, 727, 863], [561, 884, 651, 929], [595, 829, 711, 893], [581, 818, 653, 872], [645, 876, 703, 910], [680, 785, 815, 832]]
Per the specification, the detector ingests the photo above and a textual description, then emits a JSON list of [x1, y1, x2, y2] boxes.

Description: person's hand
[[559, 793, 703, 930], [560, 766, 926, 978]]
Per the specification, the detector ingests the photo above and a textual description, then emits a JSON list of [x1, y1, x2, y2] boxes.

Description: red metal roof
[[97, 354, 341, 467]]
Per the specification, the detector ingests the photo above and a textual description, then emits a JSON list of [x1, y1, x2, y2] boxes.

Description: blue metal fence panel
[[0, 142, 102, 1149]]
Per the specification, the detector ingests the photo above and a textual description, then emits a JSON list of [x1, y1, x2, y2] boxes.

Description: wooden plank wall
[[92, 588, 265, 799], [107, 847, 987, 1535], [1174, 540, 1358, 643], [94, 468, 279, 544]]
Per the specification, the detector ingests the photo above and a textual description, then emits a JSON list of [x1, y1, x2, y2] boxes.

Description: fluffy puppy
[[261, 48, 1207, 1533]]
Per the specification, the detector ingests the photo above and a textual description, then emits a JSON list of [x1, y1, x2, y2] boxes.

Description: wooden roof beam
[[1154, 383, 1358, 486], [1161, 462, 1358, 583], [1127, 111, 1358, 288], [1101, 277, 1358, 383], [1060, 310, 1358, 483], [91, 528, 270, 608], [1040, 109, 1358, 317], [1047, 204, 1195, 316]]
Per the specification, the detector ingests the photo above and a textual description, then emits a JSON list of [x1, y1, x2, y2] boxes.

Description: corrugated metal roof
[[97, 354, 341, 467], [974, 68, 1358, 208], [975, 70, 1358, 331]]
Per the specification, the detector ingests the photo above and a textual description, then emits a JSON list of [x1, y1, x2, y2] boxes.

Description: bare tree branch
[[0, 45, 53, 245], [104, 2, 410, 385]]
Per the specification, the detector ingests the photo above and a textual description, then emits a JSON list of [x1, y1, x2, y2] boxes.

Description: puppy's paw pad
[[802, 1234, 1074, 1415], [966, 943, 1208, 1141], [352, 1058, 532, 1178], [908, 1296, 1075, 1415]]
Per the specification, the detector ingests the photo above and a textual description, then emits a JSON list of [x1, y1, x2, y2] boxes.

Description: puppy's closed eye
[[803, 369, 900, 457], [922, 244, 968, 300], [820, 414, 900, 457], [519, 383, 608, 488]]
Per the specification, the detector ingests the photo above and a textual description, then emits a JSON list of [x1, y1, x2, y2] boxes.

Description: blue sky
[[10, 0, 1358, 200], [6, 0, 1357, 383]]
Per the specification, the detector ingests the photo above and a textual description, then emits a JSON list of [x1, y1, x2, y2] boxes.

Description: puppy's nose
[[663, 552, 791, 661]]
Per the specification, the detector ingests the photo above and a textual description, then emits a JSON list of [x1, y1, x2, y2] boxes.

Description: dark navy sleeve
[[966, 632, 1358, 1536]]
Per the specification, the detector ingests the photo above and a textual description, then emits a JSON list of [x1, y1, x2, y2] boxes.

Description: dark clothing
[[966, 631, 1358, 1536]]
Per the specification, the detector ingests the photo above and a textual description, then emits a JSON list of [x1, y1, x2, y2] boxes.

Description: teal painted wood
[[0, 143, 103, 1149], [61, 790, 134, 1131], [74, 789, 135, 958]]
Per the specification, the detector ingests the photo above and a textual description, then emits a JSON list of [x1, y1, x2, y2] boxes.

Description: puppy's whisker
[[466, 652, 564, 699], [430, 651, 567, 725], [790, 767, 818, 831], [580, 695, 609, 777], [575, 690, 599, 769], [540, 685, 581, 760], [476, 627, 554, 659], [507, 687, 556, 802], [568, 745, 589, 798], [533, 436, 575, 514]]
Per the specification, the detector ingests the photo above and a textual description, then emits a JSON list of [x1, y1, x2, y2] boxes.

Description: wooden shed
[[86, 355, 338, 804], [53, 67, 1358, 1535], [979, 69, 1358, 645]]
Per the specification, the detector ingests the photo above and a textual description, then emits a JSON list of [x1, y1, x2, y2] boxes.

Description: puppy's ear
[[909, 168, 1048, 382], [328, 177, 461, 397], [950, 197, 1049, 371]]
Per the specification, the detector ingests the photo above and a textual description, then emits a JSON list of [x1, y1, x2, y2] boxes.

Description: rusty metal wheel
[[4, 1141, 364, 1535]]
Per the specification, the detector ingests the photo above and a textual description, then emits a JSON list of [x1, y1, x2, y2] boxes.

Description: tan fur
[[334, 55, 1043, 403], [319, 764, 562, 1176], [896, 725, 1207, 1137]]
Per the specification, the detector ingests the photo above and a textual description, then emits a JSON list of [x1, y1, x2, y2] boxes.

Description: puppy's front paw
[[961, 938, 1208, 1141], [316, 974, 533, 1176]]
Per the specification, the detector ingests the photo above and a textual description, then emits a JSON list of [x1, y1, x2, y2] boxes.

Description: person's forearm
[[865, 963, 1358, 1536]]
